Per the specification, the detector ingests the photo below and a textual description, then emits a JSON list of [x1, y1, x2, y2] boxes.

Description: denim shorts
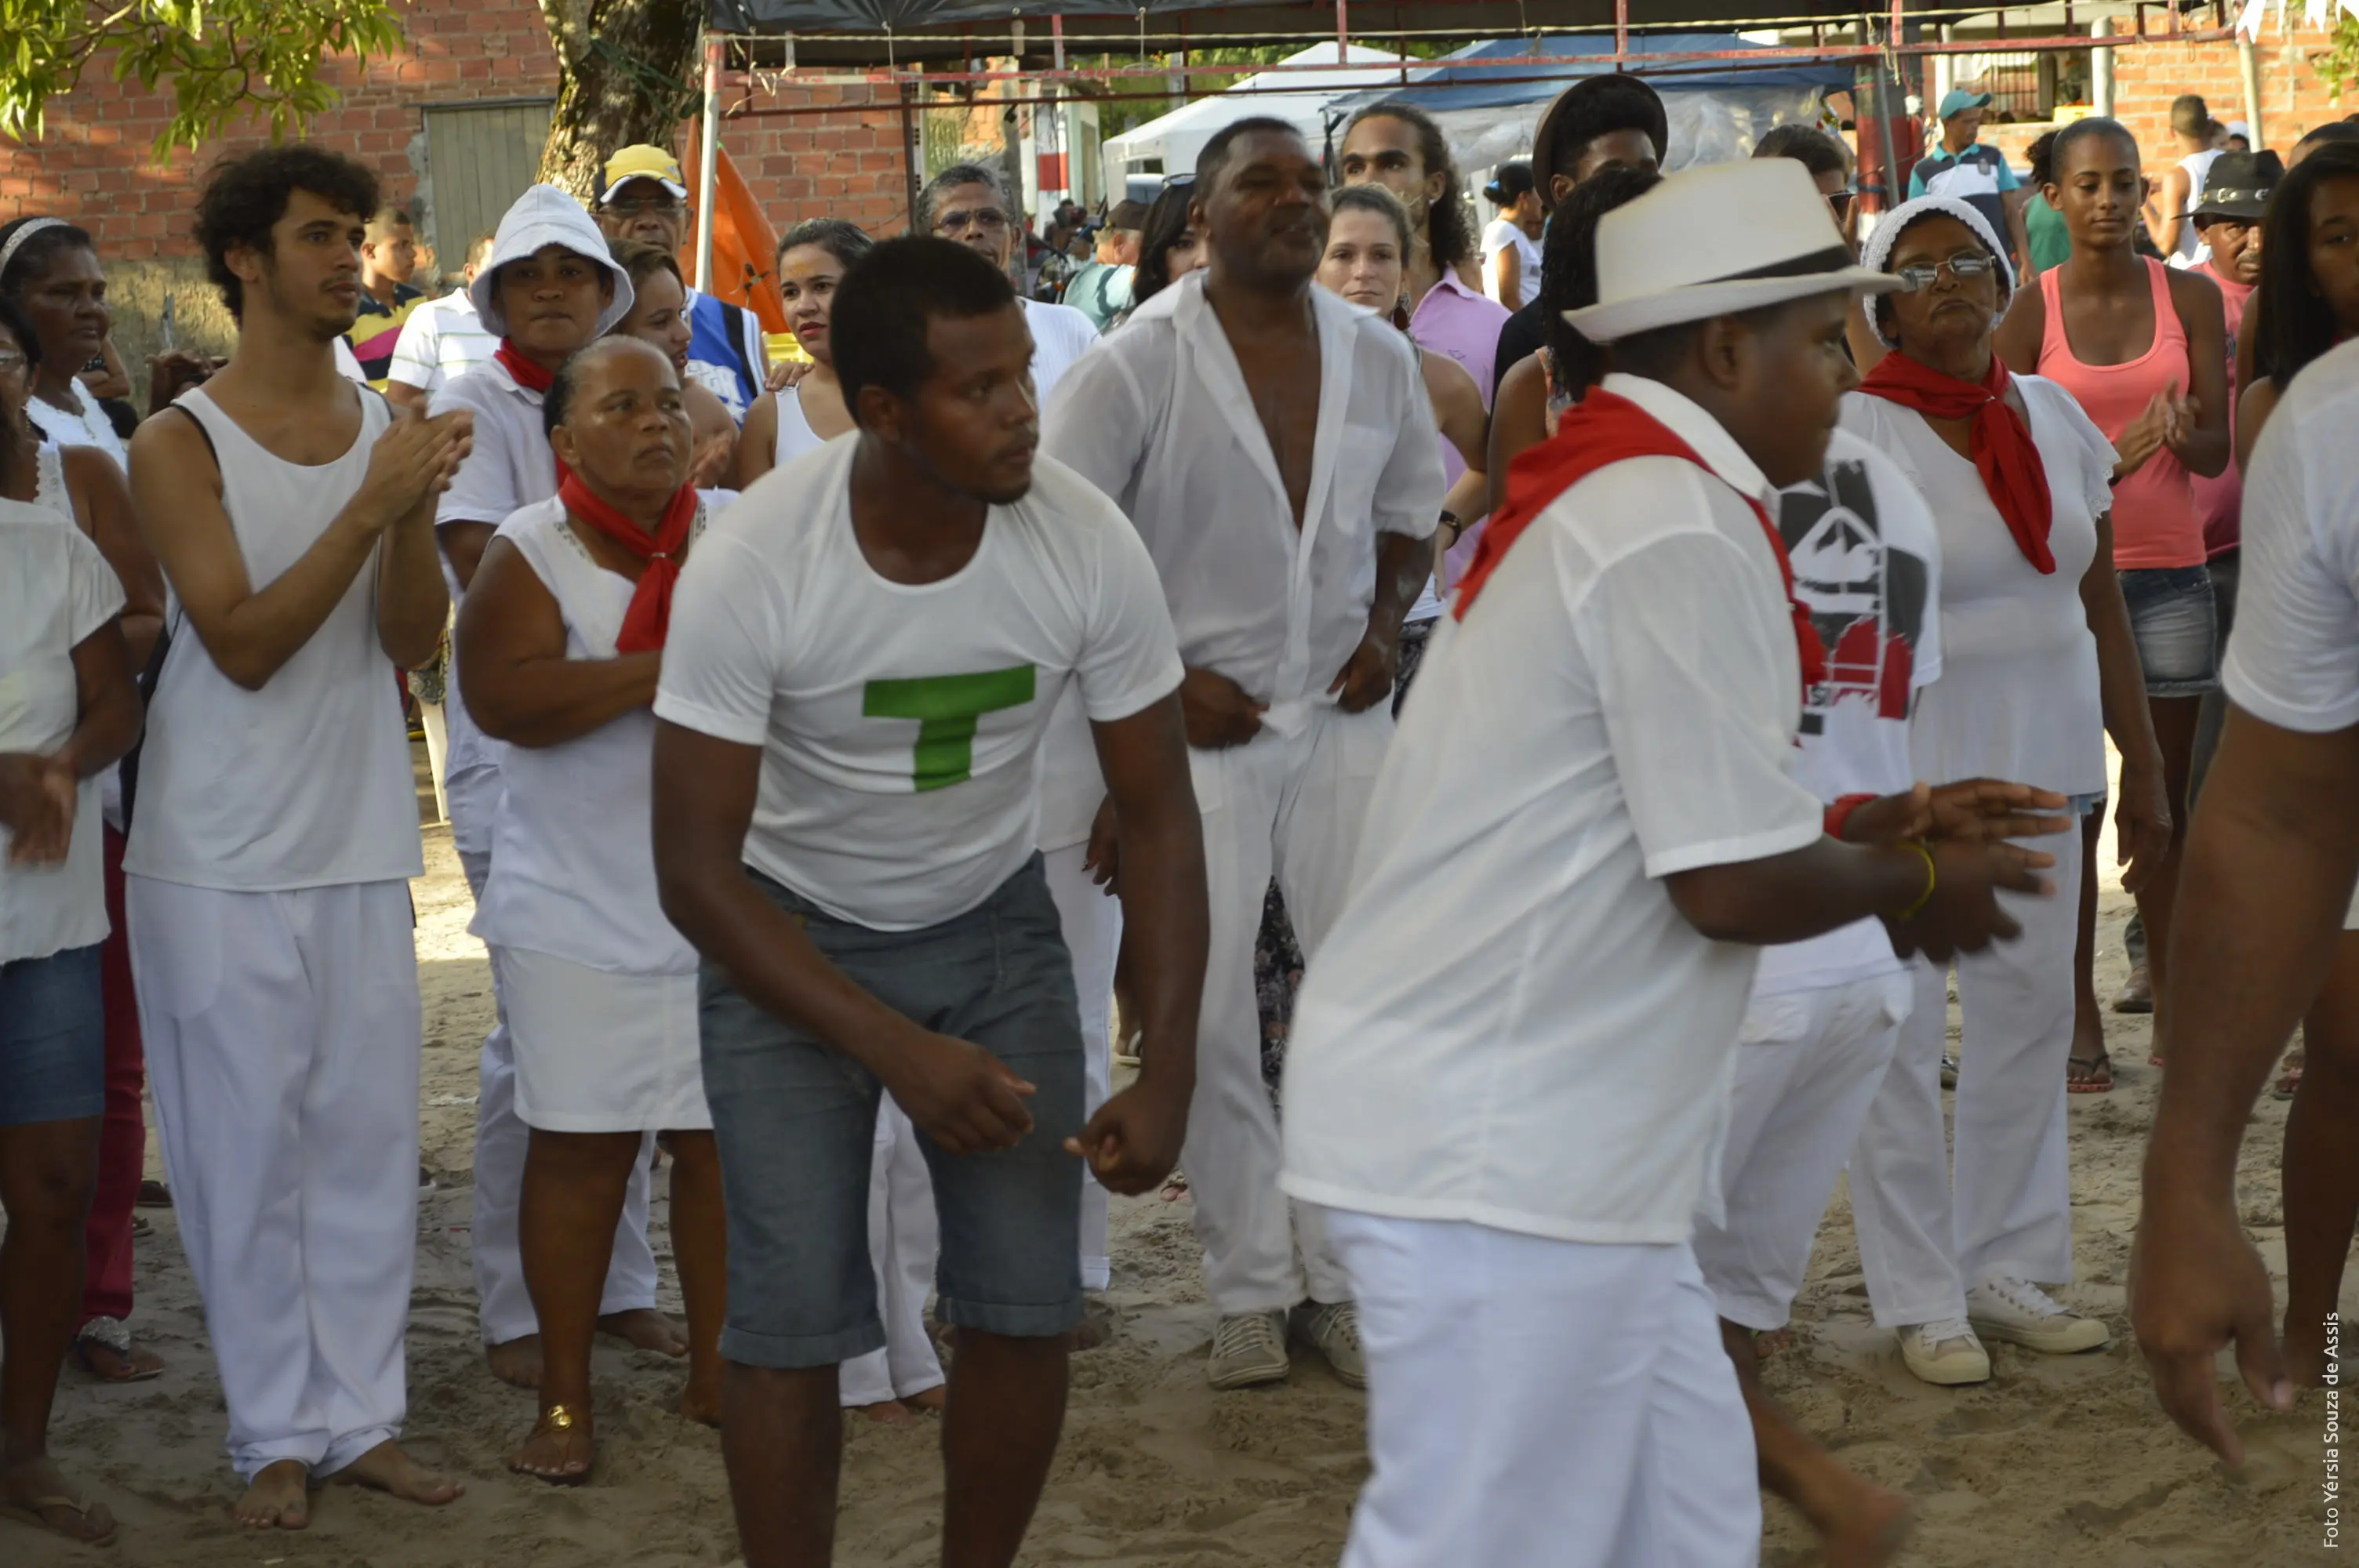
[[0, 944, 105, 1126], [700, 854, 1085, 1369], [2119, 564, 2220, 698]]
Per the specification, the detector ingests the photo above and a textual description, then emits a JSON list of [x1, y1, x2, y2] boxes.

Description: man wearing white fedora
[[1278, 158, 2052, 1565]]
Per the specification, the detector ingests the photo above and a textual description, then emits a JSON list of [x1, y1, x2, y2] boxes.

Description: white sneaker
[[1967, 1276, 2111, 1354], [1898, 1317, 1991, 1385], [1289, 1300, 1366, 1389], [1208, 1310, 1291, 1390]]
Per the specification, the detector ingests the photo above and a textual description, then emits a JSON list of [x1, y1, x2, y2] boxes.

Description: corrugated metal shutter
[[422, 100, 557, 264]]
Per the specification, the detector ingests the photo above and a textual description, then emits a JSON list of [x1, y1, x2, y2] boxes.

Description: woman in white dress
[[733, 219, 871, 489], [457, 336, 726, 1483]]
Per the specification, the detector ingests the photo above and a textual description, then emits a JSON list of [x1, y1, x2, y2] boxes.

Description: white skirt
[[496, 946, 711, 1134]]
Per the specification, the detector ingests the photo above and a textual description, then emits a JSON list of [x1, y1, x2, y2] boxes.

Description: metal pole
[[1337, 0, 1350, 59], [695, 35, 722, 296], [2239, 33, 2266, 149], [1615, 0, 1628, 61]]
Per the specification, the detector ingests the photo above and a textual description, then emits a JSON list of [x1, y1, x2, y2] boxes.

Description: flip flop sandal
[[2276, 1053, 2306, 1100], [509, 1404, 593, 1487], [2067, 1047, 2114, 1094], [0, 1492, 118, 1546], [130, 1212, 153, 1238], [1158, 1169, 1190, 1203], [74, 1319, 164, 1383], [136, 1179, 172, 1208]]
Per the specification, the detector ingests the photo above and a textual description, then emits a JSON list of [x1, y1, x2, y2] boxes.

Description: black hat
[[2194, 149, 2284, 221]]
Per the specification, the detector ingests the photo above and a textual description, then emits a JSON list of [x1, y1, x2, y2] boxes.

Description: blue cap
[[1938, 89, 1993, 121]]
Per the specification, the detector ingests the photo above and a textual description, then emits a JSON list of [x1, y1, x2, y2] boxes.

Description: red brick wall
[[1979, 19, 2354, 167], [0, 0, 914, 260]]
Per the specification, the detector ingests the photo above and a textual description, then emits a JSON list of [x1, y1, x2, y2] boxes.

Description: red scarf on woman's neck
[[557, 470, 700, 652], [496, 339, 558, 393], [1859, 350, 2054, 574], [1455, 387, 1826, 694]]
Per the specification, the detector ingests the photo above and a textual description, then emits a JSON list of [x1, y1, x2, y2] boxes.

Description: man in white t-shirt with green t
[[649, 236, 1206, 1568]]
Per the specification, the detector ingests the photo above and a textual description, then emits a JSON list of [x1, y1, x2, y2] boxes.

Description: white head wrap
[[470, 185, 635, 339], [1859, 194, 2016, 350]]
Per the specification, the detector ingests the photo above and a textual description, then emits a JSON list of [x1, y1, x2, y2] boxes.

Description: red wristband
[[1824, 793, 1879, 840]]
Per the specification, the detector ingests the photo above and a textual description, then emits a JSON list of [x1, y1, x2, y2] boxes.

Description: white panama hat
[[1565, 158, 1905, 345]]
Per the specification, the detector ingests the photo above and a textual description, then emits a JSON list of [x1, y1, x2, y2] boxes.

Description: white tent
[[1100, 42, 1418, 201]]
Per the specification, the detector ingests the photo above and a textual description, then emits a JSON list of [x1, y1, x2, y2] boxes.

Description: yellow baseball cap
[[600, 144, 688, 205]]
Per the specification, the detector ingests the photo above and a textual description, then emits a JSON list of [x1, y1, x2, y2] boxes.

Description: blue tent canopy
[[1325, 33, 1856, 118]]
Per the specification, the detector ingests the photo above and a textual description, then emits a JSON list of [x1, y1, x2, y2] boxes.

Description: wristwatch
[[1438, 509, 1463, 544]]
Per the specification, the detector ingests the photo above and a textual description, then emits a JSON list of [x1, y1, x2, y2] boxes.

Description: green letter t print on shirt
[[863, 666, 1038, 791]]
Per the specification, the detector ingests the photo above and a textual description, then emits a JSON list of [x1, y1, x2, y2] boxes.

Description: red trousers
[[82, 825, 145, 1326]]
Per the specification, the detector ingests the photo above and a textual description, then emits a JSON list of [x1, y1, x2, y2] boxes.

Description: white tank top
[[24, 379, 128, 473], [125, 385, 423, 890], [468, 496, 700, 975], [2172, 149, 2222, 267], [771, 382, 829, 470]]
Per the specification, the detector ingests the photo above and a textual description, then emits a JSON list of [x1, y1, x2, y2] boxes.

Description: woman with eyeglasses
[[1841, 194, 2168, 1383], [1995, 116, 2232, 1076]]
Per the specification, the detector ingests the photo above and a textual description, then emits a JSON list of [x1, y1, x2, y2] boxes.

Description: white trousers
[[1849, 822, 2083, 1326], [1328, 1210, 1760, 1568], [1043, 840, 1121, 1290], [458, 848, 658, 1345], [128, 877, 421, 1480], [1190, 704, 1388, 1313], [839, 1100, 945, 1406], [1691, 971, 1913, 1331]]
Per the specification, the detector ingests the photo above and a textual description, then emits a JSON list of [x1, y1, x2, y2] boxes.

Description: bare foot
[[2285, 1314, 2338, 1388], [902, 1385, 947, 1417], [678, 1382, 723, 1428], [598, 1308, 689, 1357], [3, 1456, 121, 1543], [330, 1439, 463, 1507], [856, 1399, 923, 1428], [1818, 1480, 1915, 1568], [508, 1408, 594, 1486], [486, 1334, 542, 1390], [1752, 1327, 1797, 1359], [233, 1457, 310, 1530]]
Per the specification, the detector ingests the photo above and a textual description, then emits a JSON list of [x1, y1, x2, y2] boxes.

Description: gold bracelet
[[1896, 840, 1937, 922]]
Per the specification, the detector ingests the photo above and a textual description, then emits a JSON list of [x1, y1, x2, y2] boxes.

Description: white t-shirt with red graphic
[[1752, 427, 1943, 998]]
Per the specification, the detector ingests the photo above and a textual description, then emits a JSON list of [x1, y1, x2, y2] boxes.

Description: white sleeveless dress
[[469, 496, 713, 1134]]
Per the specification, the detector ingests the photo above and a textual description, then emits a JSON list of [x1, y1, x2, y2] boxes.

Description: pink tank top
[[2037, 258, 2203, 570]]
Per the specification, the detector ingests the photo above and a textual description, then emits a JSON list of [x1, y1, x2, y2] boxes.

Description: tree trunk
[[536, 0, 703, 201]]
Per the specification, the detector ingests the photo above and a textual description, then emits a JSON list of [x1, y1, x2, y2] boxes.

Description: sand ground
[[10, 807, 2336, 1566]]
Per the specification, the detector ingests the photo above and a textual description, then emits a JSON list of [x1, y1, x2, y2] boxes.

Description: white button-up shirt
[[1041, 271, 1445, 720], [1279, 373, 1823, 1245]]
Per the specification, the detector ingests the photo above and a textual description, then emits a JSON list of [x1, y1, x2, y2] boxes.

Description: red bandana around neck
[[1454, 387, 1826, 694], [1859, 350, 2054, 574], [557, 470, 700, 652], [495, 339, 558, 394]]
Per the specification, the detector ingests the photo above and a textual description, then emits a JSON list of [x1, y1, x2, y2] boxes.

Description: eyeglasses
[[1896, 252, 1999, 291], [934, 207, 1010, 235], [605, 198, 685, 218], [0, 350, 25, 375], [1826, 189, 1857, 221], [1161, 173, 1196, 191]]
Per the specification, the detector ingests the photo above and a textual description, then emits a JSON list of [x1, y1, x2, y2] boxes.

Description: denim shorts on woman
[[0, 943, 105, 1126], [699, 854, 1086, 1369], [2118, 564, 2219, 698]]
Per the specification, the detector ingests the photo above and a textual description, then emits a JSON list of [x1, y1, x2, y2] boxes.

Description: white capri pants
[[129, 877, 422, 1480], [1849, 822, 2084, 1327], [459, 846, 659, 1345], [1692, 971, 1913, 1331], [1190, 704, 1390, 1315], [1327, 1209, 1760, 1568]]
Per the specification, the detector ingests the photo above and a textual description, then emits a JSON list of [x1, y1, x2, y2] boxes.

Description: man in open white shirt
[[1278, 160, 2041, 1566], [648, 236, 1205, 1568], [1042, 117, 1445, 1392], [2134, 339, 2359, 1466]]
